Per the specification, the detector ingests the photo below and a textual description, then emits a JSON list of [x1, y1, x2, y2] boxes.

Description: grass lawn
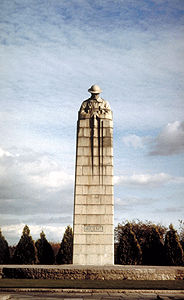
[[0, 279, 184, 290]]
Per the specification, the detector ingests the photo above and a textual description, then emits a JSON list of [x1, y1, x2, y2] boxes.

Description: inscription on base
[[84, 225, 103, 232]]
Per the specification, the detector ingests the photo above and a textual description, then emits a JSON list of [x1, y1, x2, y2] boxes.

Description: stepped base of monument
[[0, 265, 184, 280]]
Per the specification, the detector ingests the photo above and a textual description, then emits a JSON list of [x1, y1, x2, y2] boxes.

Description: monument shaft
[[73, 85, 114, 265]]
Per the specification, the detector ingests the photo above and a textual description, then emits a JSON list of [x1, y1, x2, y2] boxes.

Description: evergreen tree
[[179, 220, 184, 252], [116, 223, 142, 265], [0, 229, 10, 264], [35, 231, 55, 264], [56, 225, 73, 264], [9, 246, 16, 264], [13, 225, 37, 264], [164, 224, 184, 266], [115, 221, 167, 265], [130, 221, 166, 247], [180, 240, 184, 253], [142, 225, 164, 265], [50, 242, 60, 257]]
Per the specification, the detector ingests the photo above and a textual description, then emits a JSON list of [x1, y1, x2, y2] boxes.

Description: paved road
[[0, 291, 184, 299]]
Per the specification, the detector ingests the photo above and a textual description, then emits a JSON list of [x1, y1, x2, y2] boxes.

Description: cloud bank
[[0, 146, 74, 243], [150, 121, 184, 156], [122, 121, 184, 156], [114, 172, 184, 187]]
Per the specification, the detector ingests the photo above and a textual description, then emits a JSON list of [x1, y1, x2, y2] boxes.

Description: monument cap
[[88, 84, 102, 94]]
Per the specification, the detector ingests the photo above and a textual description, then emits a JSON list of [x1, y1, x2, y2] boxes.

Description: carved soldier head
[[88, 84, 102, 99]]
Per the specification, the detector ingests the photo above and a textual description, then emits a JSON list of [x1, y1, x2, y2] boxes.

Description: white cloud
[[0, 147, 14, 158], [156, 206, 184, 214], [115, 196, 153, 207], [0, 147, 74, 190], [122, 121, 184, 156], [0, 147, 74, 218], [150, 121, 184, 155], [30, 171, 74, 190], [114, 173, 184, 187], [1, 223, 66, 244], [122, 134, 144, 149]]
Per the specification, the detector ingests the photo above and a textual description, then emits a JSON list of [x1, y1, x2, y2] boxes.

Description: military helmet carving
[[88, 84, 102, 94]]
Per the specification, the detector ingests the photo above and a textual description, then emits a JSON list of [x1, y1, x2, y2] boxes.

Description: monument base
[[1, 265, 184, 280]]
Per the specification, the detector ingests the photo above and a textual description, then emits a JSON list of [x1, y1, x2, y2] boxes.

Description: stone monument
[[73, 84, 114, 265]]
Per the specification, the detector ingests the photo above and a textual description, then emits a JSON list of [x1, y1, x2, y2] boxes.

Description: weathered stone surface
[[1, 265, 184, 280], [73, 86, 114, 265]]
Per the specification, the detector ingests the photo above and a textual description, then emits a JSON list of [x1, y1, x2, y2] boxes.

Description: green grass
[[0, 279, 184, 290]]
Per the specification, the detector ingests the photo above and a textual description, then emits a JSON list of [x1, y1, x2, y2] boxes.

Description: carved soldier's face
[[91, 93, 100, 100]]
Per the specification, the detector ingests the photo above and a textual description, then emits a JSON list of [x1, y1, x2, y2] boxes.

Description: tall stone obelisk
[[73, 85, 114, 265]]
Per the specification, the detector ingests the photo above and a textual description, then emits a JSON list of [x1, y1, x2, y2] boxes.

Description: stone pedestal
[[73, 85, 114, 265]]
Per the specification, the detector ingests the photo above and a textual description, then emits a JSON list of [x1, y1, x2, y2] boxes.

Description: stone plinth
[[1, 265, 184, 280], [73, 85, 114, 265]]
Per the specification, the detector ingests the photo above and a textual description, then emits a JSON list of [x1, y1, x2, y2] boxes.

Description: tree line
[[0, 225, 73, 265], [115, 221, 184, 266], [0, 221, 184, 265]]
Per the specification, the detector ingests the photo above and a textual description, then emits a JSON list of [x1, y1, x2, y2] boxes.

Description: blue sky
[[0, 0, 184, 245]]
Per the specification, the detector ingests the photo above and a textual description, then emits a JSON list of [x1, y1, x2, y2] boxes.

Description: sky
[[0, 0, 184, 245]]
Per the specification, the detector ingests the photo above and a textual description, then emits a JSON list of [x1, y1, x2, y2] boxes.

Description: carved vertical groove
[[90, 116, 94, 174], [101, 120, 104, 185], [97, 116, 101, 182]]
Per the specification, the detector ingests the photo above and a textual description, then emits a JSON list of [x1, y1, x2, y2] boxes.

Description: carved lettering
[[84, 225, 103, 232]]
